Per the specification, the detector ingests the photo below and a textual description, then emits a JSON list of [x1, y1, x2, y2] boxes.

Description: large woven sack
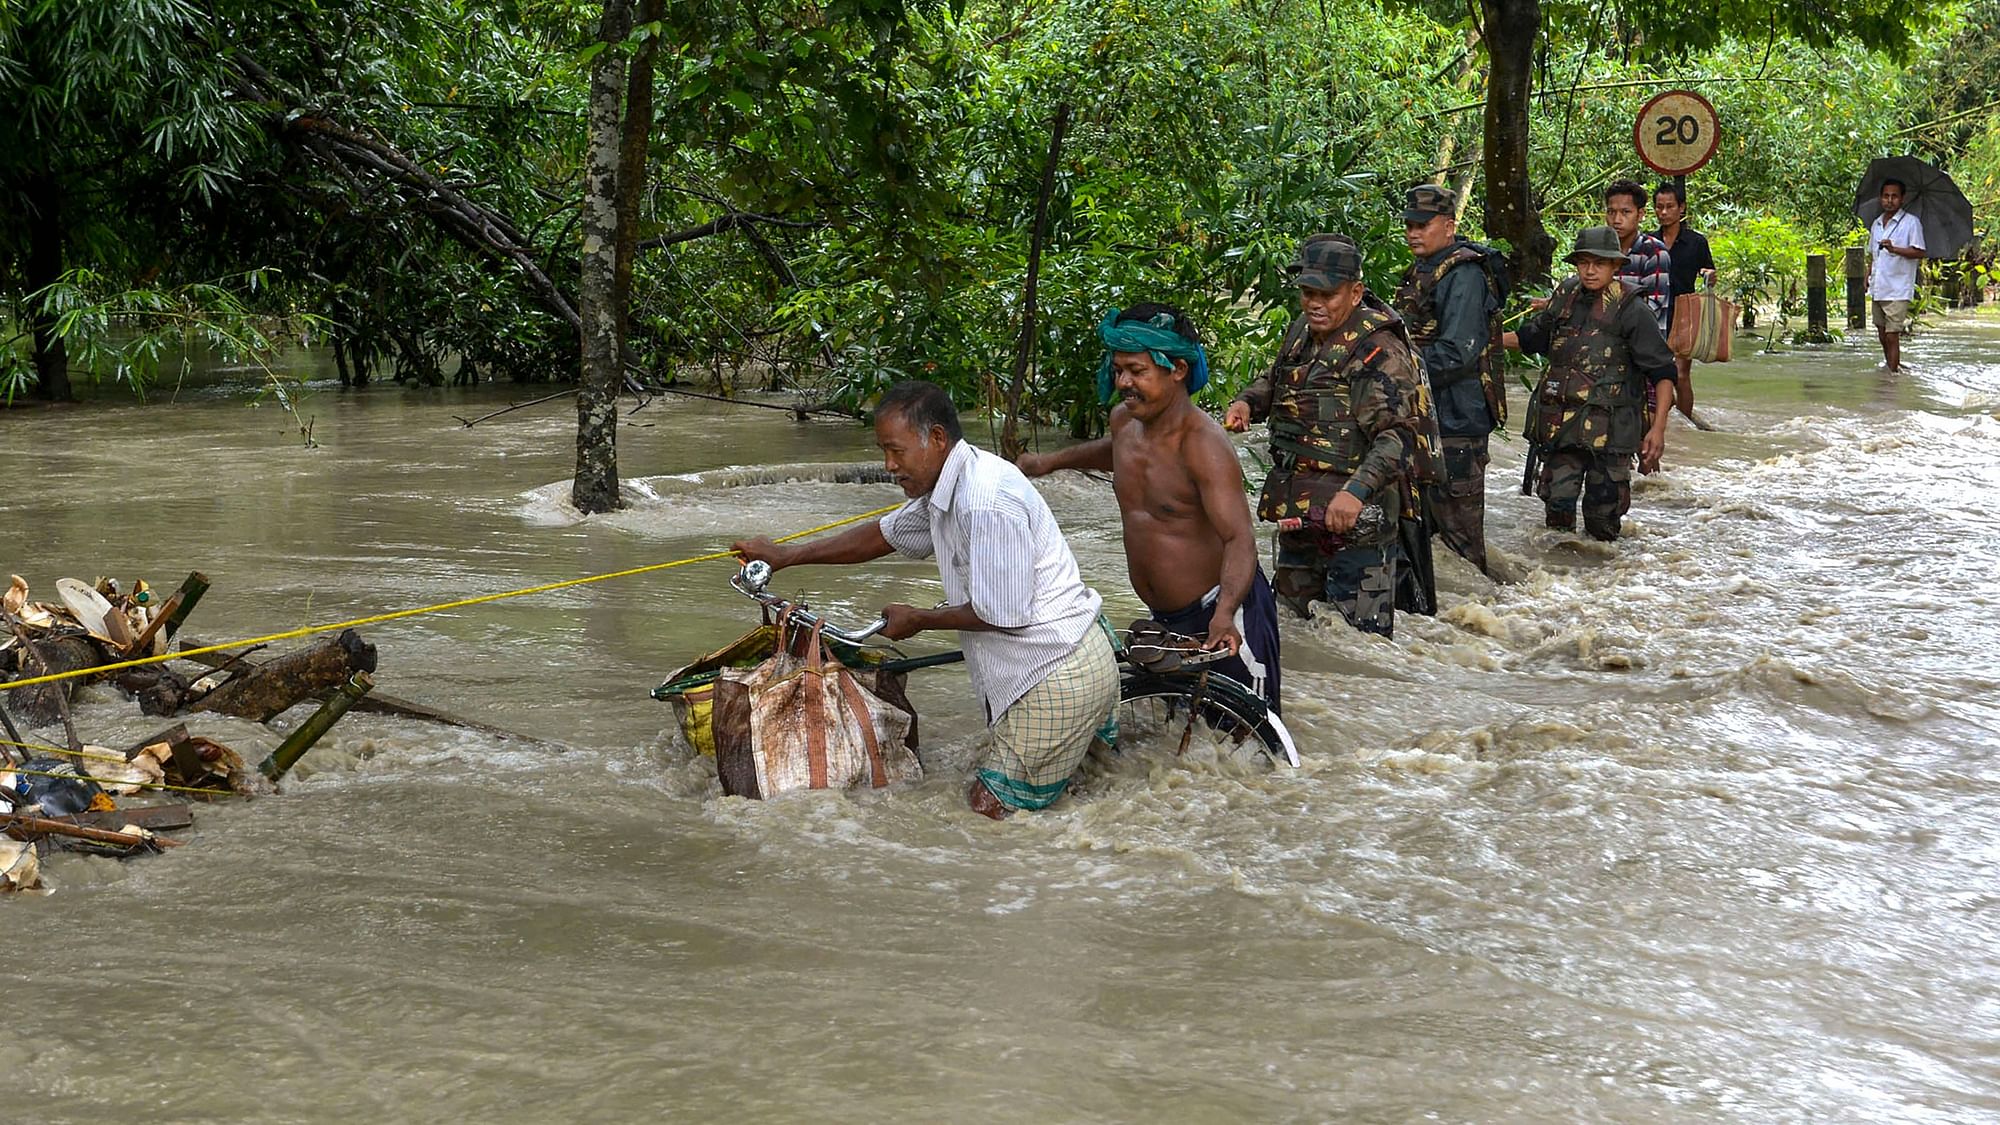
[[712, 616, 918, 799], [1667, 288, 1736, 363]]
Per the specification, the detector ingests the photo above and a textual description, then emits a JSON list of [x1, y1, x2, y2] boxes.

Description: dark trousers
[[1274, 530, 1401, 638], [1152, 566, 1283, 714], [1432, 433, 1490, 574], [1537, 447, 1632, 541]]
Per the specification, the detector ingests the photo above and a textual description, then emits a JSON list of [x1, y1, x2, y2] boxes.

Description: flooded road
[[3, 315, 1998, 1122]]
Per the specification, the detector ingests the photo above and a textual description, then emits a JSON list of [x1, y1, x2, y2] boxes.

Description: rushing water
[[2, 315, 1998, 1123]]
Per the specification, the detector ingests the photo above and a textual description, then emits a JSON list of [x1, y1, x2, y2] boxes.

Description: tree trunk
[[613, 0, 661, 377], [573, 0, 635, 515], [1001, 102, 1070, 462], [25, 172, 71, 402], [1481, 0, 1555, 286]]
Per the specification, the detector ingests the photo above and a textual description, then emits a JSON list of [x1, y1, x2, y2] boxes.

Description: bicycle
[[652, 561, 1298, 769]]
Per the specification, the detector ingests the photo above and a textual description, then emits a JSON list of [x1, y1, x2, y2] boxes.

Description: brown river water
[[3, 313, 1999, 1123]]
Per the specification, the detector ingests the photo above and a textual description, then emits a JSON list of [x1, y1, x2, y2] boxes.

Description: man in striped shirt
[[1606, 177, 1672, 334], [733, 381, 1117, 819]]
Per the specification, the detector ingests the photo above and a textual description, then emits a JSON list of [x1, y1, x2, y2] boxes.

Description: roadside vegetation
[[1, 0, 1991, 505]]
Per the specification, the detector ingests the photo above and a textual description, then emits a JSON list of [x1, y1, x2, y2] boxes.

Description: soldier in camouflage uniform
[[1224, 233, 1441, 637], [1392, 184, 1507, 577], [1502, 226, 1678, 542]]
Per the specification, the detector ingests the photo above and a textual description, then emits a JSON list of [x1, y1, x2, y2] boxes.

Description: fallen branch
[[190, 628, 377, 723], [635, 211, 825, 251], [175, 639, 532, 741]]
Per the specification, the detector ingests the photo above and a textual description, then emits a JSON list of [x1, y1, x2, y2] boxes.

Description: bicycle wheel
[[1113, 669, 1299, 767]]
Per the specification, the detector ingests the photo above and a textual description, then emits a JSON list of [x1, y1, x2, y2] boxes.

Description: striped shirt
[[879, 440, 1103, 725], [1619, 231, 1674, 334]]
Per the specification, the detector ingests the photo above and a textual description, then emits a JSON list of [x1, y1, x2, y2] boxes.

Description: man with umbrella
[[1868, 179, 1926, 373], [1855, 156, 1975, 373]]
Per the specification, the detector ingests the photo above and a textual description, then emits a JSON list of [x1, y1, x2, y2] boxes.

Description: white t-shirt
[[1869, 210, 1925, 301]]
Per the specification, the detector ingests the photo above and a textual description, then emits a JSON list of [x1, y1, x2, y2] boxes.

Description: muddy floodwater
[[3, 314, 1999, 1123]]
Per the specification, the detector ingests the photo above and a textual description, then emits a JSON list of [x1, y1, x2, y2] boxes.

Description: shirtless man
[[1017, 303, 1280, 711]]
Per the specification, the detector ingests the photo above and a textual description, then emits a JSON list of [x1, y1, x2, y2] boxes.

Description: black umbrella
[[1854, 155, 1973, 259]]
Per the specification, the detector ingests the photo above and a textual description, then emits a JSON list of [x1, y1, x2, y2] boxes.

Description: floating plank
[[68, 803, 195, 832]]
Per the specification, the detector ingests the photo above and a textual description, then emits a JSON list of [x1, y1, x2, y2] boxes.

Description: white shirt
[[1869, 210, 1926, 301], [879, 440, 1101, 724]]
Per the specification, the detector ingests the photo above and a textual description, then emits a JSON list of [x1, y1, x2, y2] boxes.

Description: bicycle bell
[[739, 560, 773, 594]]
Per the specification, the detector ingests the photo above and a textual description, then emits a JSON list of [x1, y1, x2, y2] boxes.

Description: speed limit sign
[[1634, 90, 1719, 177]]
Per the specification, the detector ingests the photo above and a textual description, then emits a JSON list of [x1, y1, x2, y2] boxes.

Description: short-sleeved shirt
[[1869, 211, 1926, 301], [1618, 232, 1674, 334], [1654, 224, 1715, 305], [878, 440, 1101, 724]]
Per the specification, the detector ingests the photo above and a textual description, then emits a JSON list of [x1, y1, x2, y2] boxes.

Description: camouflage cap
[[1403, 184, 1457, 224], [1290, 233, 1363, 290], [1565, 225, 1627, 264]]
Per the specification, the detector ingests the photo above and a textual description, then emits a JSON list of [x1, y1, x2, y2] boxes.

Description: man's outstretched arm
[[733, 520, 896, 572], [1016, 437, 1114, 477]]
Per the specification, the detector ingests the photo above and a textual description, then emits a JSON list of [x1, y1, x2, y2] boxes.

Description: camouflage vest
[[1392, 241, 1508, 428], [1523, 276, 1648, 456], [1258, 298, 1440, 529]]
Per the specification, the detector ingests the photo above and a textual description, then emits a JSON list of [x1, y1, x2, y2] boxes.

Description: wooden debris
[[3, 627, 98, 732], [68, 803, 195, 832], [114, 722, 253, 796], [124, 590, 181, 656], [2, 811, 183, 850], [175, 637, 529, 740], [260, 671, 374, 782], [191, 628, 377, 722], [161, 571, 209, 638]]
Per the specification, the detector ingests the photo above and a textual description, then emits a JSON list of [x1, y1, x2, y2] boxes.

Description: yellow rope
[[0, 738, 131, 764], [2, 504, 899, 693], [3, 763, 232, 797]]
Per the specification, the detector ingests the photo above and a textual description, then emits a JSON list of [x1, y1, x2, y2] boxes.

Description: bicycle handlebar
[[731, 561, 889, 645]]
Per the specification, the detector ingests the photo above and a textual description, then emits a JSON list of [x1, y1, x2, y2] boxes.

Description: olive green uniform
[[1513, 276, 1677, 540], [1234, 297, 1440, 634], [1393, 239, 1506, 575]]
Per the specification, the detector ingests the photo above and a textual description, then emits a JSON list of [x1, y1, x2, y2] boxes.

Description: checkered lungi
[[975, 623, 1119, 810]]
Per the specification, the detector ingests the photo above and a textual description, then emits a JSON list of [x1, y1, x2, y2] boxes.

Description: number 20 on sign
[[1634, 89, 1720, 178]]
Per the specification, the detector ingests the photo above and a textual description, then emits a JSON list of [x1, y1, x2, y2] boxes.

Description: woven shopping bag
[[712, 612, 918, 799], [1667, 276, 1735, 363]]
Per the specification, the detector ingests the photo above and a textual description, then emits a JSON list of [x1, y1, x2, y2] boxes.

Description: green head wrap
[[1096, 309, 1209, 403]]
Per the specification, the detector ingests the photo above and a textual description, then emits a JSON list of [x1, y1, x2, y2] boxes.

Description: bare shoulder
[[1182, 410, 1245, 480]]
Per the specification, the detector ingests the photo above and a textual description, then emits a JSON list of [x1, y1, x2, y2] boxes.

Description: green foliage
[[0, 0, 1978, 443], [4, 268, 324, 437], [1710, 216, 1819, 316], [741, 0, 1463, 433]]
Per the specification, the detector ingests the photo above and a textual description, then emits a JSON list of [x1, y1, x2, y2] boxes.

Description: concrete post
[[1843, 247, 1867, 330]]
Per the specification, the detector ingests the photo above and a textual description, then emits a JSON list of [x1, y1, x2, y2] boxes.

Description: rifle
[[1521, 443, 1541, 496]]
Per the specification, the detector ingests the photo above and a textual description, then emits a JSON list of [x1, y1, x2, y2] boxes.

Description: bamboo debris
[[261, 671, 374, 782], [0, 570, 394, 885]]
